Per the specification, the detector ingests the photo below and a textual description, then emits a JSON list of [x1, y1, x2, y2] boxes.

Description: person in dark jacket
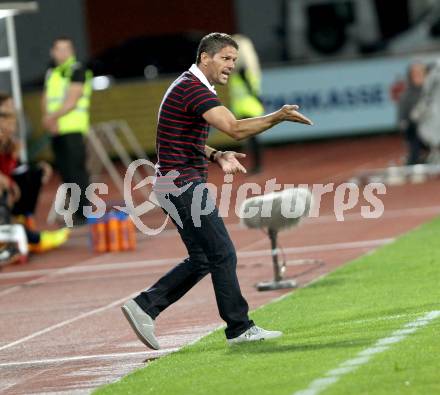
[[0, 92, 70, 255], [398, 61, 427, 165]]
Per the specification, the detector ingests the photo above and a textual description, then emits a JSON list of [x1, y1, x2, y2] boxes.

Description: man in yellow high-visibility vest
[[42, 37, 92, 225]]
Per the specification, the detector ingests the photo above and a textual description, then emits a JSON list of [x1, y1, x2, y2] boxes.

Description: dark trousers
[[52, 132, 90, 216], [405, 121, 427, 165], [237, 115, 263, 172], [135, 183, 254, 339], [11, 165, 43, 216], [0, 188, 40, 244], [11, 165, 44, 244], [246, 136, 262, 172]]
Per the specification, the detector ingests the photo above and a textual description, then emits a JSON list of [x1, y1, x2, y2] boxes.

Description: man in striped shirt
[[122, 33, 312, 347]]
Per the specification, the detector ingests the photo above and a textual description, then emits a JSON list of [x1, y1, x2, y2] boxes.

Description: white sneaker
[[121, 299, 160, 350], [227, 325, 282, 344], [0, 224, 28, 256]]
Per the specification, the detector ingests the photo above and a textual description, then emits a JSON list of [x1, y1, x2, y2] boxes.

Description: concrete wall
[[5, 0, 282, 89], [234, 0, 286, 63], [13, 0, 89, 87]]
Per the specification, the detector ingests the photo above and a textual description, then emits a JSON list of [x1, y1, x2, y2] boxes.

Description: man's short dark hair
[[196, 33, 238, 64], [52, 36, 74, 47], [0, 92, 11, 107]]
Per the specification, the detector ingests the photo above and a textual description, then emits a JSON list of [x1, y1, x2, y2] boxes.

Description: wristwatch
[[209, 150, 218, 162]]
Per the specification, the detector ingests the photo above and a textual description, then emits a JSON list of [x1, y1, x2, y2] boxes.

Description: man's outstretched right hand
[[279, 105, 313, 125]]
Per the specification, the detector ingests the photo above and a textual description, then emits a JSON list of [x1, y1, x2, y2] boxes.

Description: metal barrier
[[47, 120, 153, 224], [349, 163, 440, 186]]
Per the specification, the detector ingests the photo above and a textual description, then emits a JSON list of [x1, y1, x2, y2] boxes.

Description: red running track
[[0, 134, 439, 394]]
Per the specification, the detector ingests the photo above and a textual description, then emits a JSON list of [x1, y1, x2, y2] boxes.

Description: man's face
[[410, 63, 426, 87], [0, 98, 17, 138], [202, 45, 238, 85], [51, 40, 74, 65]]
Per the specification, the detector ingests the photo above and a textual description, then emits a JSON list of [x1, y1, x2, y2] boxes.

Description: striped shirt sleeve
[[182, 84, 221, 116]]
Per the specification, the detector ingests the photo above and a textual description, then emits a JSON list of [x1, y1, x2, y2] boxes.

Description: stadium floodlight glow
[[92, 76, 112, 91], [0, 2, 38, 18], [0, 57, 13, 72], [144, 65, 158, 80], [0, 10, 14, 19]]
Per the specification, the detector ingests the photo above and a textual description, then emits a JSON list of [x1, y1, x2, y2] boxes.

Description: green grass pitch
[[95, 218, 440, 395]]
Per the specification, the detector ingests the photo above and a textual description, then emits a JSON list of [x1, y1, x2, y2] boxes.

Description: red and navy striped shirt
[[155, 71, 221, 188]]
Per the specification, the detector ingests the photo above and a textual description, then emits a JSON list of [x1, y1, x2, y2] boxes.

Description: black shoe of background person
[[55, 213, 87, 228], [247, 165, 262, 176], [72, 214, 88, 227], [405, 156, 425, 166]]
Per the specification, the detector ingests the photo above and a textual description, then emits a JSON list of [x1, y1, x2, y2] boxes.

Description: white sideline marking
[[393, 328, 417, 336], [0, 257, 175, 280], [227, 205, 440, 232], [341, 356, 371, 367], [293, 310, 440, 395], [0, 236, 394, 355], [0, 348, 179, 368], [0, 253, 111, 297], [1, 202, 437, 283], [0, 237, 399, 353], [357, 346, 388, 357], [301, 205, 440, 225], [238, 238, 393, 258], [0, 238, 392, 281], [135, 205, 440, 238], [0, 292, 140, 352]]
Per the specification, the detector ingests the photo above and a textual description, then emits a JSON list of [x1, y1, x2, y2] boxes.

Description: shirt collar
[[189, 64, 217, 95]]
